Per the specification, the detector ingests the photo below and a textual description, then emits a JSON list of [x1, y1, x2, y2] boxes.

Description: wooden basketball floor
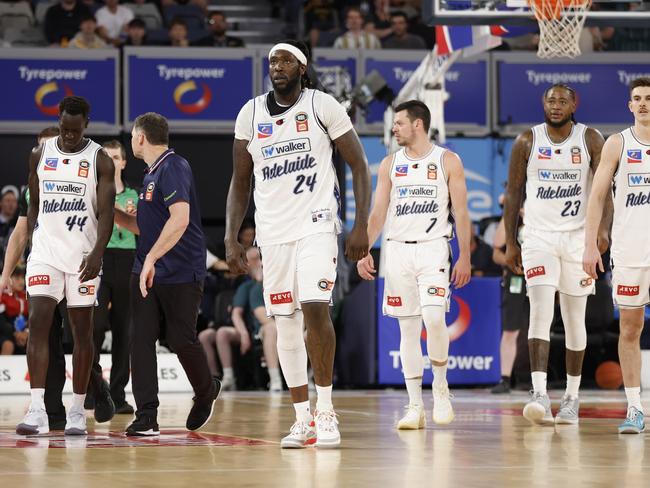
[[0, 389, 648, 487]]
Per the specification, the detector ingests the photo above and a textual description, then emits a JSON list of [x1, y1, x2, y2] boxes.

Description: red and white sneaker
[[280, 419, 317, 449], [314, 410, 340, 449]]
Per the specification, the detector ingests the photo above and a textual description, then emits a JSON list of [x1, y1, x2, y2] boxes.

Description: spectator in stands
[[166, 16, 189, 47], [123, 18, 148, 46], [95, 0, 134, 46], [304, 0, 339, 48], [0, 267, 28, 355], [366, 0, 393, 40], [0, 185, 19, 260], [68, 14, 107, 48], [470, 225, 501, 277], [333, 6, 381, 49], [382, 11, 426, 49], [194, 10, 244, 47], [44, 0, 93, 46]]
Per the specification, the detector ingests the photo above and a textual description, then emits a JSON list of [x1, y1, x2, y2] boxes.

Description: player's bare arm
[[585, 127, 611, 254], [26, 145, 43, 243], [445, 150, 471, 289], [225, 138, 254, 275], [333, 129, 371, 261], [357, 155, 392, 280], [79, 148, 116, 282], [583, 134, 622, 279], [503, 130, 533, 274]]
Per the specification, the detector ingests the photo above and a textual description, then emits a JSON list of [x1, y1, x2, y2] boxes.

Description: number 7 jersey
[[29, 136, 101, 273], [523, 123, 592, 231]]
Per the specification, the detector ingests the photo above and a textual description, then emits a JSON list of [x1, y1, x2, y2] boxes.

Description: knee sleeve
[[559, 293, 587, 351], [275, 311, 308, 388], [527, 285, 556, 342], [398, 317, 424, 379], [422, 305, 449, 363]]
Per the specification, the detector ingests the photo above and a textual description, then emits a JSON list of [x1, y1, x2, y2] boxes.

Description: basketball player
[[583, 77, 650, 433], [226, 40, 371, 448], [504, 84, 608, 425], [357, 100, 471, 429], [16, 96, 116, 435]]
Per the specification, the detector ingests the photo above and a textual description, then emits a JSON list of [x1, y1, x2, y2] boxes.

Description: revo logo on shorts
[[270, 291, 293, 304], [28, 275, 50, 286], [526, 266, 546, 279], [387, 296, 402, 306], [617, 285, 640, 296]]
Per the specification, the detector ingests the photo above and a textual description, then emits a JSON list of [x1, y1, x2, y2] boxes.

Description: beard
[[271, 74, 301, 96], [544, 114, 573, 128]]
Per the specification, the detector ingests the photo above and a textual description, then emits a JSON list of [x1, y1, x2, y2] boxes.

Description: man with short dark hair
[[124, 18, 147, 46], [195, 10, 244, 47], [166, 17, 189, 47], [115, 112, 220, 436], [44, 0, 92, 46], [382, 12, 426, 50]]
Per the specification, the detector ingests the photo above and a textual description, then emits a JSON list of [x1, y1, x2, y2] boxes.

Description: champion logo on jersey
[[387, 296, 402, 306], [395, 164, 408, 177], [538, 147, 552, 160], [627, 149, 642, 164], [526, 266, 546, 279], [617, 285, 639, 296], [44, 158, 58, 171], [270, 291, 293, 304], [62, 158, 71, 165], [78, 159, 89, 178], [257, 123, 273, 139]]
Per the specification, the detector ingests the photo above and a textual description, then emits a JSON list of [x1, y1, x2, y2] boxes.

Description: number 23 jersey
[[236, 89, 352, 246], [29, 137, 100, 273]]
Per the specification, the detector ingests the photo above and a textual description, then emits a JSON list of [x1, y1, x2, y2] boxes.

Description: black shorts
[[501, 273, 530, 332]]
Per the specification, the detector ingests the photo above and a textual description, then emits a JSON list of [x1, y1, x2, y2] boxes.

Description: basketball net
[[528, 0, 592, 58]]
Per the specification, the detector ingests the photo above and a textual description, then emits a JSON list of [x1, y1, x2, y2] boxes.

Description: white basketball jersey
[[247, 89, 341, 246], [29, 137, 100, 273], [523, 123, 592, 232], [385, 145, 452, 242], [611, 128, 650, 267]]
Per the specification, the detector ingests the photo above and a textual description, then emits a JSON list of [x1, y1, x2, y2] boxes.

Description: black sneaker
[[186, 378, 221, 431], [490, 380, 511, 394], [84, 395, 94, 410], [115, 401, 135, 415], [126, 413, 160, 437], [94, 380, 116, 423], [48, 412, 67, 431]]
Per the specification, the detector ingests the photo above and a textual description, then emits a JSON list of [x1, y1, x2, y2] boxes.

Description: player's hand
[[597, 230, 610, 255], [14, 330, 28, 347], [451, 255, 471, 289], [225, 239, 248, 275], [505, 244, 523, 275], [345, 224, 369, 261], [0, 273, 13, 298], [583, 241, 603, 280], [357, 253, 376, 280], [240, 331, 251, 355], [78, 251, 102, 283], [139, 255, 156, 298]]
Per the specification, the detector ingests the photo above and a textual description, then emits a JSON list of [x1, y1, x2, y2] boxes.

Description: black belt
[[404, 241, 418, 244]]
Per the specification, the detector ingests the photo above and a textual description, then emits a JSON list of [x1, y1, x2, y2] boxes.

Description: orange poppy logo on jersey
[[173, 80, 212, 114], [35, 82, 74, 116]]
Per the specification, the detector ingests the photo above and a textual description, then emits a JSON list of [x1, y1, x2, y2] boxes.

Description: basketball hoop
[[528, 0, 592, 58]]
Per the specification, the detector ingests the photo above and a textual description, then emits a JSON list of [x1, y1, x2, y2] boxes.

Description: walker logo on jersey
[[397, 185, 438, 199], [538, 147, 552, 160], [395, 164, 408, 177], [44, 158, 58, 171], [257, 123, 273, 139], [28, 275, 50, 286], [580, 277, 593, 288], [261, 138, 311, 160], [43, 180, 86, 196], [526, 266, 546, 279], [538, 169, 581, 182], [78, 284, 95, 296], [427, 286, 446, 297], [145, 182, 155, 201], [627, 149, 642, 164], [78, 160, 89, 178], [173, 80, 212, 114], [617, 285, 640, 296], [387, 296, 403, 307], [318, 279, 334, 291], [628, 173, 650, 187], [295, 112, 309, 132], [427, 163, 437, 180], [571, 146, 582, 164], [270, 291, 293, 304], [34, 82, 73, 116]]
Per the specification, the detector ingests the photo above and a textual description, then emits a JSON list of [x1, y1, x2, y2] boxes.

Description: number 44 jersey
[[30, 137, 101, 273]]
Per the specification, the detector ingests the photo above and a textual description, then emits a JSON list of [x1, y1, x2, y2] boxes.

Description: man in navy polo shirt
[[115, 112, 220, 436]]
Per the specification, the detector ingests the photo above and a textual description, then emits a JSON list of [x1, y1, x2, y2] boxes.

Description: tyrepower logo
[[617, 285, 640, 296], [387, 296, 403, 306], [261, 138, 311, 160], [43, 180, 86, 196], [28, 275, 50, 286], [270, 291, 293, 304], [526, 266, 546, 279]]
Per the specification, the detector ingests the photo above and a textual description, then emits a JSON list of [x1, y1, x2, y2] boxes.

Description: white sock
[[30, 388, 45, 410], [432, 363, 448, 387], [531, 371, 547, 394], [566, 374, 581, 398], [72, 393, 86, 410], [316, 384, 333, 412], [293, 400, 311, 422], [223, 367, 234, 380], [268, 368, 282, 383], [405, 378, 423, 406], [625, 387, 643, 413]]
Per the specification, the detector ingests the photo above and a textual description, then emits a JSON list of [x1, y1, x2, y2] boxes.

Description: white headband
[[268, 43, 307, 66]]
